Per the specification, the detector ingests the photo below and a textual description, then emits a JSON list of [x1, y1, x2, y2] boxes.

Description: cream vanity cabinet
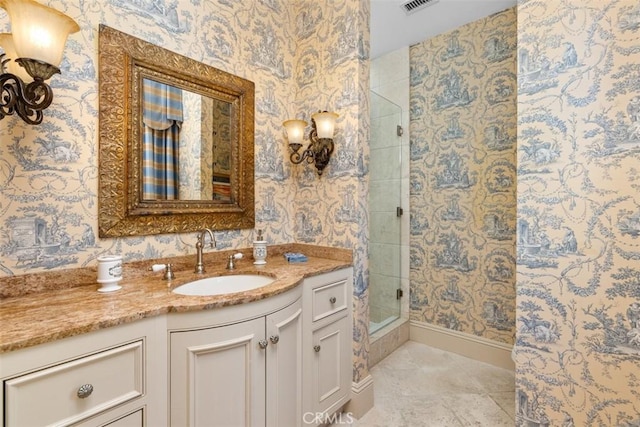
[[302, 267, 353, 425], [0, 267, 352, 426], [168, 286, 303, 427], [0, 316, 167, 427]]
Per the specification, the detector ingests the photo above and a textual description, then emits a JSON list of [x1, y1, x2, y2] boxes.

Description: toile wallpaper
[[515, 0, 640, 424], [178, 90, 205, 200], [3, 0, 640, 418], [0, 0, 370, 382], [409, 8, 518, 345]]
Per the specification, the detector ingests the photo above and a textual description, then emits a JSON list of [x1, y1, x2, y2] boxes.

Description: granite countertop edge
[[0, 244, 352, 354]]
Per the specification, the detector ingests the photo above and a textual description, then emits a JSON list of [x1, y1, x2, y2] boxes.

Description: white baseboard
[[343, 374, 374, 419], [410, 320, 514, 371]]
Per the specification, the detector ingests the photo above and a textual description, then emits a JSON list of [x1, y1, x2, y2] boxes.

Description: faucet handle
[[150, 264, 166, 272], [226, 253, 243, 270], [150, 263, 175, 280], [164, 263, 175, 280]]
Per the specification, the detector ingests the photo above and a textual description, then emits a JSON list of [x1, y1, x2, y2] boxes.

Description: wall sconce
[[283, 111, 338, 176], [0, 0, 79, 124]]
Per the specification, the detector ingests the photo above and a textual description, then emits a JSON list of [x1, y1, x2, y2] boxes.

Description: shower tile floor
[[354, 341, 515, 426]]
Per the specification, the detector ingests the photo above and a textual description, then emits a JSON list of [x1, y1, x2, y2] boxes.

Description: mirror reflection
[[98, 25, 255, 238], [141, 78, 233, 202]]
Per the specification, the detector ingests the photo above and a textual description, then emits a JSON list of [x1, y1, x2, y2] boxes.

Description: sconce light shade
[[284, 111, 338, 176], [311, 111, 338, 139], [282, 119, 307, 147], [0, 0, 80, 68], [0, 0, 79, 124], [0, 33, 30, 81]]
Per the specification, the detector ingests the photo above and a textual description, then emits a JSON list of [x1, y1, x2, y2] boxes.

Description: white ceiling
[[370, 0, 516, 59]]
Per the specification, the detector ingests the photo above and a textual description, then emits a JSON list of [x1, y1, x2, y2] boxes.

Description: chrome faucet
[[194, 229, 216, 274]]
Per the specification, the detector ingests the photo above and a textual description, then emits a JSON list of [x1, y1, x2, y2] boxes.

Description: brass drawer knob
[[329, 297, 337, 304]]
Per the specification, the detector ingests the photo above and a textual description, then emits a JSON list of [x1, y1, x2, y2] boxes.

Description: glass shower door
[[369, 90, 402, 335]]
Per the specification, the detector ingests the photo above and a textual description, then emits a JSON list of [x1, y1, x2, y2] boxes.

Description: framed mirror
[[98, 25, 255, 237]]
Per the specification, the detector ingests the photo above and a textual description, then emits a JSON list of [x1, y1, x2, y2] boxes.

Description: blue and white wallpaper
[[409, 8, 518, 345], [0, 0, 371, 382], [515, 0, 640, 424]]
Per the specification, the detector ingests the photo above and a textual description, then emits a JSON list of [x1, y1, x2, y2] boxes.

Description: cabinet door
[[266, 300, 302, 427], [170, 318, 266, 427], [310, 315, 351, 416]]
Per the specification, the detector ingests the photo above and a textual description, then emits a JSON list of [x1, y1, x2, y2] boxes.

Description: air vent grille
[[401, 0, 439, 15]]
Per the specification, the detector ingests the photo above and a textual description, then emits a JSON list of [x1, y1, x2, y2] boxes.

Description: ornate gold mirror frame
[[98, 25, 255, 237]]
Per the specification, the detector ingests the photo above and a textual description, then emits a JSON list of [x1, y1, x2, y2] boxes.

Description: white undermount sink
[[172, 274, 275, 296]]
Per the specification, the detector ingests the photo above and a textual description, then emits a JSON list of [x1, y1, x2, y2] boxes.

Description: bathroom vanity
[[0, 247, 353, 426]]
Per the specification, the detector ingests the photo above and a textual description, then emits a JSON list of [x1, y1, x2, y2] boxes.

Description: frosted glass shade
[[0, 32, 31, 81], [0, 0, 79, 68], [283, 119, 307, 145], [311, 111, 338, 139]]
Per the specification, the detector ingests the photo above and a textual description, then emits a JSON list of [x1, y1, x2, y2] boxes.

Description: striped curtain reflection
[[142, 78, 183, 200]]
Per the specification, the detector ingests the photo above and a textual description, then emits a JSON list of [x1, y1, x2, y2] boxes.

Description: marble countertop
[[0, 244, 352, 353]]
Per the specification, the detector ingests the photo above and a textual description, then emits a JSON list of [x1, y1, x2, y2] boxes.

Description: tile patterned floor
[[354, 341, 515, 427]]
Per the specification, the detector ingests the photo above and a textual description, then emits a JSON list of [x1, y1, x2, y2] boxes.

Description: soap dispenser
[[253, 229, 267, 265]]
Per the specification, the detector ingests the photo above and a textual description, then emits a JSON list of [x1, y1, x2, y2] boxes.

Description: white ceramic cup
[[97, 255, 123, 292]]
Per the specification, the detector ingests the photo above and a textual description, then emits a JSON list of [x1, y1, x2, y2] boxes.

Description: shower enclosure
[[369, 90, 403, 335]]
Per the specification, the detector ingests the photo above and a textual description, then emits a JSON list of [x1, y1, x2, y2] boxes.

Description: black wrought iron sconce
[[283, 111, 338, 176], [0, 0, 79, 124]]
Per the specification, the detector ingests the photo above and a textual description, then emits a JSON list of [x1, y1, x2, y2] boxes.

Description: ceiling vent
[[401, 0, 440, 15]]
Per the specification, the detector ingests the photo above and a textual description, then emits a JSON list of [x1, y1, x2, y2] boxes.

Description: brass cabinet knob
[[270, 335, 280, 344], [258, 339, 269, 349], [314, 345, 321, 353]]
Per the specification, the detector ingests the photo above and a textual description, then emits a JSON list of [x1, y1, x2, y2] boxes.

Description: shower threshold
[[370, 315, 399, 335]]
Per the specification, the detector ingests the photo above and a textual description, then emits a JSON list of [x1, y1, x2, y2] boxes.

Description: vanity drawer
[[4, 341, 144, 427], [312, 278, 348, 322]]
